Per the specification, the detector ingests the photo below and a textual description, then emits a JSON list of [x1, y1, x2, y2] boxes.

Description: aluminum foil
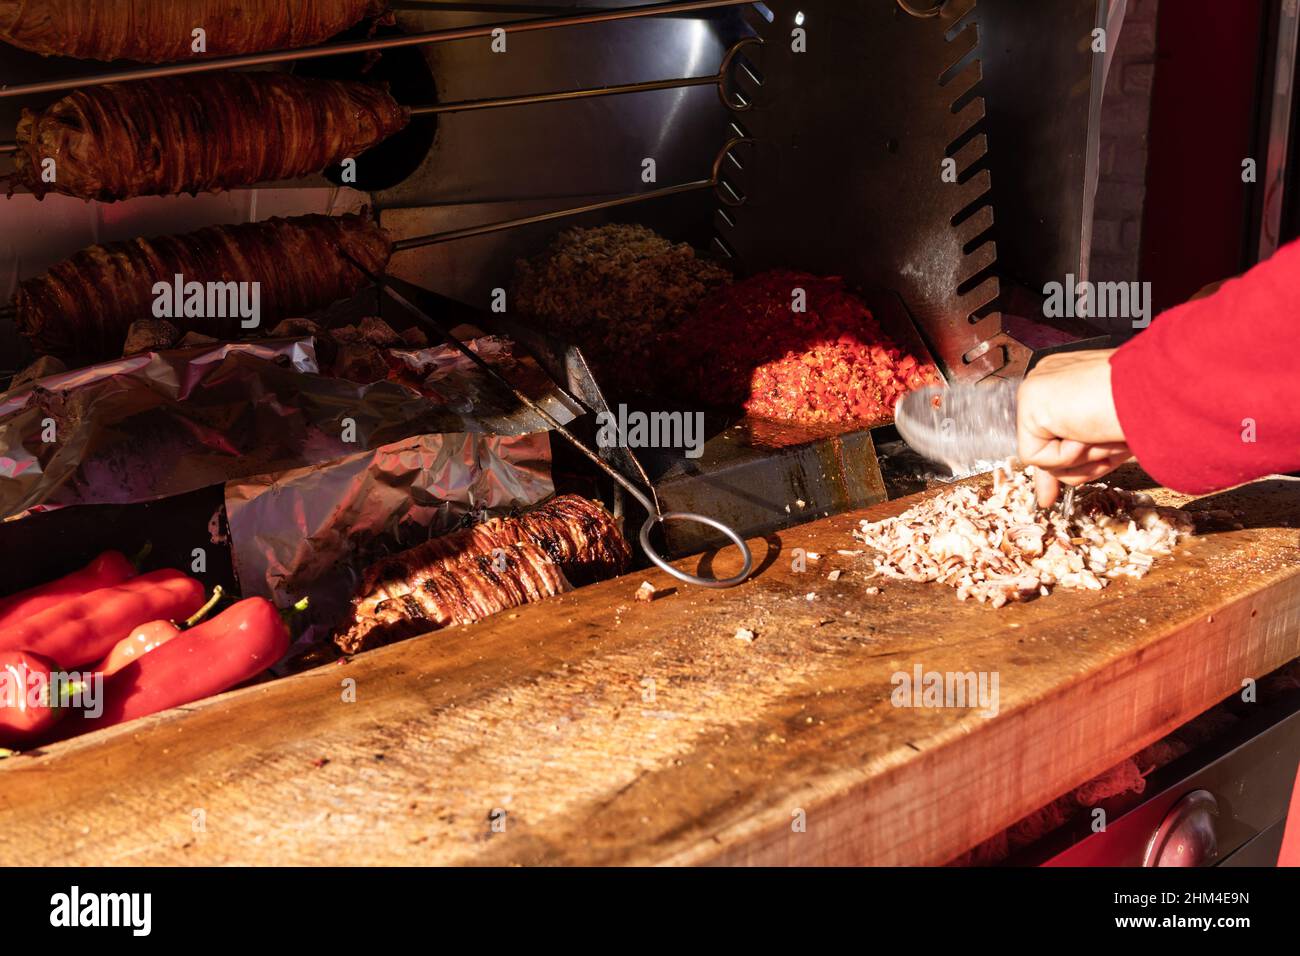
[[0, 335, 578, 519], [225, 431, 554, 653]]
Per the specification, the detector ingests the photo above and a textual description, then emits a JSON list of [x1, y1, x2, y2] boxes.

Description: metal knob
[[1143, 790, 1219, 867]]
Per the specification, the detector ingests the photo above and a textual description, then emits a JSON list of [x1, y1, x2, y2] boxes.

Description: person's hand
[[1017, 349, 1131, 508]]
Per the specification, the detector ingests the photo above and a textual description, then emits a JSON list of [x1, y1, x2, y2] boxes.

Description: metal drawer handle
[[1143, 790, 1219, 867]]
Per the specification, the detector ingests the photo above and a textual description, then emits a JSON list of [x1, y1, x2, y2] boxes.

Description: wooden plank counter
[[4, 469, 1300, 866]]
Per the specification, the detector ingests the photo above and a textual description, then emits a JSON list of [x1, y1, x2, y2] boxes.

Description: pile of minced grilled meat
[[854, 465, 1193, 607]]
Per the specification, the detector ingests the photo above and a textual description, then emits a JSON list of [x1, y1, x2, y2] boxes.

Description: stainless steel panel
[[378, 2, 749, 302]]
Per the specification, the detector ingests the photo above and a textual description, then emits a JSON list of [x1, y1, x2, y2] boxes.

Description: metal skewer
[[407, 32, 757, 116], [0, 0, 751, 100], [411, 75, 712, 115], [391, 2, 717, 13], [0, 37, 759, 161], [392, 2, 610, 10], [411, 36, 757, 116], [0, 136, 752, 339], [356, 268, 754, 589], [393, 134, 751, 250]]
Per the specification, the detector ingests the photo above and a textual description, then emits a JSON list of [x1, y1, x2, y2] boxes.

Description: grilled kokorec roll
[[0, 0, 385, 63], [339, 495, 632, 654], [13, 73, 409, 202], [15, 213, 392, 358]]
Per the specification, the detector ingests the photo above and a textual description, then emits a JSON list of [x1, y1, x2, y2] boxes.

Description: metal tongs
[[1058, 485, 1076, 521], [360, 274, 754, 589]]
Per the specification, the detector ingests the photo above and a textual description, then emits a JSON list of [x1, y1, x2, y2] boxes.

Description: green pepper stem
[[57, 679, 86, 708], [131, 540, 154, 571], [184, 585, 224, 628], [278, 596, 310, 625]]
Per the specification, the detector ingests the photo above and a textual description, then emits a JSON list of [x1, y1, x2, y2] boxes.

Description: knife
[[894, 380, 1076, 517]]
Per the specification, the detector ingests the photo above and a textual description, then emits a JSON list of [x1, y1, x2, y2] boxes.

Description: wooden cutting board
[[3, 468, 1300, 866]]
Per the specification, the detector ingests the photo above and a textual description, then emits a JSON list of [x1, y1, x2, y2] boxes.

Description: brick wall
[[1090, 0, 1159, 284]]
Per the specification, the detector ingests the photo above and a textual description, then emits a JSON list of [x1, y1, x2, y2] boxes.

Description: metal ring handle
[[896, 0, 945, 17], [640, 511, 754, 589], [717, 36, 763, 112], [710, 135, 755, 208]]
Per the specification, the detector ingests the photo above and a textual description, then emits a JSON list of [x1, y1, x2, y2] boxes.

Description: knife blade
[[894, 380, 1020, 475]]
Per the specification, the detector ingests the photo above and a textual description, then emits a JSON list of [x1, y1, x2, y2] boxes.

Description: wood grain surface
[[4, 468, 1300, 866]]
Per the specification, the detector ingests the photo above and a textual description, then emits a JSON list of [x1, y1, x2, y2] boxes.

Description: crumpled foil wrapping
[[0, 335, 577, 519], [225, 431, 554, 654]]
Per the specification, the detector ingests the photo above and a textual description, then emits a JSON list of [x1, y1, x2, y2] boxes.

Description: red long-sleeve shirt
[[1282, 763, 1300, 867], [1110, 237, 1300, 494], [1113, 241, 1300, 865]]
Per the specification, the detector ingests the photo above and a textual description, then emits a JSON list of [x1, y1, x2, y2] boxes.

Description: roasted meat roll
[[339, 495, 631, 654], [0, 0, 385, 63], [14, 212, 392, 358], [13, 72, 409, 202]]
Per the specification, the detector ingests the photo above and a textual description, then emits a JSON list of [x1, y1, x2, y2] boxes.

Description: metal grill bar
[[411, 73, 713, 115], [0, 0, 750, 99], [392, 180, 711, 250], [0, 36, 758, 158], [390, 2, 712, 13], [392, 134, 750, 250]]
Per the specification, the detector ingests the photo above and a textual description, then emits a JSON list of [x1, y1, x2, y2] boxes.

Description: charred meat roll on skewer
[[12, 72, 409, 202], [0, 0, 386, 63], [14, 212, 392, 358], [340, 495, 632, 654]]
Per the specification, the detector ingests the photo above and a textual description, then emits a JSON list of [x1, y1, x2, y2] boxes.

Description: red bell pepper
[[0, 551, 136, 629], [0, 650, 82, 745], [95, 586, 224, 679], [85, 597, 292, 730], [0, 570, 205, 669]]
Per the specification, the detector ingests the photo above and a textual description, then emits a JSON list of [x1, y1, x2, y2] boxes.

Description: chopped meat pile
[[511, 223, 733, 392], [853, 466, 1193, 607], [664, 271, 942, 426]]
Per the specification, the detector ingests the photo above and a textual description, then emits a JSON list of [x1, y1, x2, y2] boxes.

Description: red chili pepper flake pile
[[664, 271, 942, 426]]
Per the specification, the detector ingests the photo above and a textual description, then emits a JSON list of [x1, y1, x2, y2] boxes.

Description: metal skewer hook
[[0, 39, 760, 164], [0, 0, 752, 100], [392, 135, 753, 251], [411, 36, 761, 116], [349, 269, 753, 589]]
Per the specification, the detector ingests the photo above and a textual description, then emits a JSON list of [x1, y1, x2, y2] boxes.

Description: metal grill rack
[[0, 0, 1109, 556]]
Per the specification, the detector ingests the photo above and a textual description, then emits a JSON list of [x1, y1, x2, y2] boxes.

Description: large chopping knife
[[894, 380, 1019, 474], [894, 380, 1075, 515]]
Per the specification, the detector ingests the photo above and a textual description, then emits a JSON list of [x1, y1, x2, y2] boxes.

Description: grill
[[2, 0, 1298, 869], [0, 1, 1106, 556]]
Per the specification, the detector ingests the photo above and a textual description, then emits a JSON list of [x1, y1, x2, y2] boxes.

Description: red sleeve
[[1110, 237, 1300, 494], [1280, 761, 1300, 866]]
